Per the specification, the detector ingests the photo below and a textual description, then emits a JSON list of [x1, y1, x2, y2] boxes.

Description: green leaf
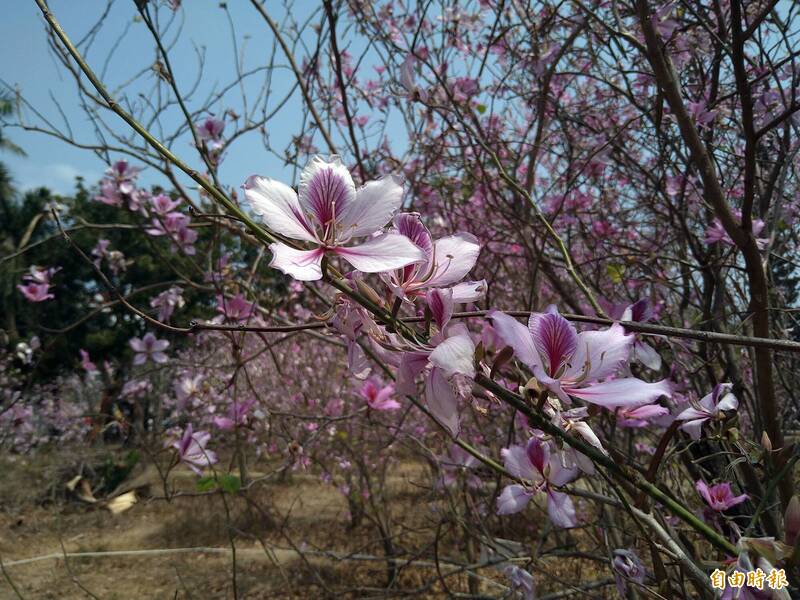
[[606, 263, 625, 284], [196, 475, 217, 492], [219, 474, 241, 494], [476, 104, 487, 114]]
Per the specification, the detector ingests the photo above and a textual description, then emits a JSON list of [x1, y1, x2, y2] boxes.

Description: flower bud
[[761, 431, 773, 453]]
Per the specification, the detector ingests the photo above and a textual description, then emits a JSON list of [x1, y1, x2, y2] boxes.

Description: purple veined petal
[[243, 175, 317, 242], [450, 280, 487, 303], [132, 353, 147, 366], [151, 352, 169, 364], [566, 377, 673, 408], [129, 337, 145, 352], [566, 324, 632, 382], [525, 436, 549, 474], [338, 174, 405, 239], [396, 351, 429, 395], [546, 489, 577, 528], [268, 243, 325, 281], [427, 288, 454, 330], [500, 445, 539, 481], [425, 233, 482, 288], [486, 310, 539, 371], [634, 340, 662, 370], [298, 155, 356, 230], [429, 332, 476, 378], [678, 417, 708, 440], [335, 233, 426, 273], [393, 212, 433, 255], [528, 308, 578, 377], [496, 484, 533, 515], [424, 367, 460, 436], [152, 339, 170, 352]]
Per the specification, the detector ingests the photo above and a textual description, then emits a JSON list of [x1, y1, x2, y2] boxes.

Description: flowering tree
[[2, 0, 800, 597]]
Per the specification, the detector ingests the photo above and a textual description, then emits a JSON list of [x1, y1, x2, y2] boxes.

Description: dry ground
[[0, 447, 610, 599]]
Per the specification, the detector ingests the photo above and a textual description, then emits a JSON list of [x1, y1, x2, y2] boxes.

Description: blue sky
[[1, 1, 365, 195]]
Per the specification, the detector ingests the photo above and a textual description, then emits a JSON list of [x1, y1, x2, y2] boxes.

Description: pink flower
[[150, 287, 184, 322], [612, 549, 646, 596], [489, 307, 673, 408], [242, 155, 425, 280], [17, 282, 54, 302], [696, 480, 748, 512], [704, 209, 768, 249], [150, 193, 181, 216], [195, 116, 225, 151], [175, 374, 203, 409], [213, 399, 256, 431], [359, 379, 400, 411], [79, 349, 98, 374], [17, 266, 58, 302], [172, 424, 217, 474], [383, 212, 486, 303], [497, 433, 579, 528], [396, 288, 476, 436], [216, 294, 256, 322], [675, 383, 738, 440], [130, 332, 169, 365]]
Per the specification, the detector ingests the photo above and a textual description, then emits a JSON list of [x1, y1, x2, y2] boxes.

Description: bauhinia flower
[[130, 332, 169, 365], [612, 549, 646, 596], [396, 288, 476, 436], [497, 433, 579, 528], [243, 155, 426, 280], [382, 212, 486, 303], [696, 480, 748, 512], [213, 399, 256, 431], [195, 115, 225, 151], [674, 383, 738, 440], [79, 349, 98, 374], [172, 424, 218, 474], [359, 379, 401, 411], [17, 266, 58, 303], [489, 307, 673, 408], [216, 294, 256, 322]]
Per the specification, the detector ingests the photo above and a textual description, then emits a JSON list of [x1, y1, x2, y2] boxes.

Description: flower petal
[[335, 233, 426, 273], [425, 233, 481, 287], [298, 155, 355, 228], [566, 378, 673, 408], [487, 311, 540, 371], [393, 212, 433, 255], [425, 367, 460, 436], [500, 445, 539, 481], [243, 175, 317, 242], [529, 307, 578, 377], [427, 288, 454, 330], [338, 174, 404, 239], [429, 332, 475, 378], [547, 489, 577, 528], [450, 280, 487, 303], [396, 351, 429, 395], [497, 484, 533, 515], [269, 243, 324, 281], [567, 324, 633, 381]]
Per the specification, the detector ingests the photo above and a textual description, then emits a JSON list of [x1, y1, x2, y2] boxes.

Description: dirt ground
[[0, 447, 611, 599]]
